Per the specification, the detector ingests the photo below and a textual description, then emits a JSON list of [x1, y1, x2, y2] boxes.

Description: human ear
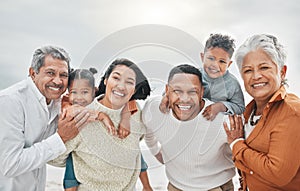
[[200, 53, 205, 62], [29, 67, 36, 80], [280, 65, 287, 79], [228, 60, 233, 67]]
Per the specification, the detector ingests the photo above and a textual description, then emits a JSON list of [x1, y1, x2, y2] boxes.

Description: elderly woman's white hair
[[235, 34, 287, 74]]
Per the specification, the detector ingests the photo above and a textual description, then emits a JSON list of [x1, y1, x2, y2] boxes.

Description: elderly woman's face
[[241, 49, 286, 103]]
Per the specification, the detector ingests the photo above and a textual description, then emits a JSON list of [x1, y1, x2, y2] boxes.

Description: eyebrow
[[112, 71, 135, 81]]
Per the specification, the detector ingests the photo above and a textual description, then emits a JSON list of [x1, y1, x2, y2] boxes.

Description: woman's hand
[[223, 115, 244, 144]]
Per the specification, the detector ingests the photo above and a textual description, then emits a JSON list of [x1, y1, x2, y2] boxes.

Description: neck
[[254, 101, 268, 115], [98, 96, 122, 110]]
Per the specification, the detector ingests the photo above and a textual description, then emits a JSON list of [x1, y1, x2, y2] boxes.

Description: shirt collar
[[27, 77, 46, 103], [27, 77, 61, 110], [244, 86, 287, 121]]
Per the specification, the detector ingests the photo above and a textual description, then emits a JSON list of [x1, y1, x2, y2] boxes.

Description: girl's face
[[102, 65, 136, 109], [68, 79, 94, 107]]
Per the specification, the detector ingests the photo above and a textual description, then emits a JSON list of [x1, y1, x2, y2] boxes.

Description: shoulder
[[142, 96, 162, 113], [224, 72, 240, 84], [283, 93, 300, 117]]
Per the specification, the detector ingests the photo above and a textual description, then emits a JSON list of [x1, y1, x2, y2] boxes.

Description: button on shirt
[[0, 78, 66, 191]]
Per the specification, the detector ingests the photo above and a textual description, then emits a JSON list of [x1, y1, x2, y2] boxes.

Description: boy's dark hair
[[204, 34, 235, 58], [96, 58, 151, 100], [168, 64, 203, 85], [68, 68, 97, 88]]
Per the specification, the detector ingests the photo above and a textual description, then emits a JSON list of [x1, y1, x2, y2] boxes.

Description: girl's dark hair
[[95, 58, 151, 100], [68, 68, 98, 88]]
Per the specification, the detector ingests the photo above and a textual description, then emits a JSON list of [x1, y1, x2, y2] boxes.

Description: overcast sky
[[1, 0, 299, 102]]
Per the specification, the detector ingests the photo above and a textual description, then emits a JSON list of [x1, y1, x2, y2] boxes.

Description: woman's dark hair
[[95, 58, 151, 100], [68, 68, 97, 88]]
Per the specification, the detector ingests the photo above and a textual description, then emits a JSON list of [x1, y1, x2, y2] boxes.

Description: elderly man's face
[[166, 73, 204, 121], [29, 55, 69, 104]]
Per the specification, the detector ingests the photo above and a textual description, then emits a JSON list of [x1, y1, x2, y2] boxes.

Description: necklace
[[250, 105, 261, 126]]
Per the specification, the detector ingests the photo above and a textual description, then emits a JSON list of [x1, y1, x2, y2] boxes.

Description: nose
[[117, 80, 126, 90], [53, 75, 62, 85], [179, 92, 190, 102], [252, 69, 262, 80]]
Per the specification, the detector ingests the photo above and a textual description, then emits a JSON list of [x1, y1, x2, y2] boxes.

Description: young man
[[0, 46, 90, 191], [143, 64, 235, 191]]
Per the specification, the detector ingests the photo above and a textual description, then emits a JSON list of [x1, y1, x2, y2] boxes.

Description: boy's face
[[201, 47, 232, 78], [166, 73, 204, 121], [69, 79, 94, 107]]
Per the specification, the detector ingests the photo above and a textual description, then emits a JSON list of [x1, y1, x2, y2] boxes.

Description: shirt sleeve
[[142, 97, 162, 155], [222, 79, 245, 115], [128, 100, 138, 115], [48, 134, 81, 167], [232, 113, 300, 186], [0, 95, 66, 177]]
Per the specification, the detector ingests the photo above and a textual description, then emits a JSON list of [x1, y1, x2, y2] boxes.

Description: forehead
[[111, 65, 136, 78], [205, 47, 230, 58], [70, 79, 92, 88], [42, 55, 68, 71], [169, 73, 202, 89], [243, 49, 276, 66]]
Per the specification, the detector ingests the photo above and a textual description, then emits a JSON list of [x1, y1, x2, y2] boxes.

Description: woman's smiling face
[[241, 49, 286, 104], [102, 65, 136, 109]]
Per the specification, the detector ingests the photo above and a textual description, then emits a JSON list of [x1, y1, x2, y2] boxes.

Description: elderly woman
[[224, 34, 300, 190]]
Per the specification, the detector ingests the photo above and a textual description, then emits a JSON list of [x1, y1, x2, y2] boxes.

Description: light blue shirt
[[0, 78, 66, 191], [201, 69, 245, 115]]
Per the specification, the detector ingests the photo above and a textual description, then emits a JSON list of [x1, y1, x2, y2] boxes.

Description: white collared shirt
[[0, 78, 66, 191]]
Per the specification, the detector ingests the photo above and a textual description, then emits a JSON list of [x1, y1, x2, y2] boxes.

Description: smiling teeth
[[49, 87, 60, 91], [178, 105, 191, 110], [209, 69, 220, 73], [253, 83, 266, 88], [113, 91, 124, 97]]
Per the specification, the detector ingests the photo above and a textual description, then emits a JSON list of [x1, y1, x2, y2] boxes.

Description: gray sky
[[1, 0, 299, 102]]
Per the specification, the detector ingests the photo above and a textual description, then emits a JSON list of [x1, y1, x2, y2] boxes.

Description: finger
[[118, 129, 125, 139], [229, 115, 235, 130], [61, 109, 67, 120], [223, 121, 231, 135], [75, 112, 89, 130]]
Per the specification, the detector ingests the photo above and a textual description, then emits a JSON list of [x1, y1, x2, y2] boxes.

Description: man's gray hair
[[31, 45, 71, 73], [235, 34, 286, 72]]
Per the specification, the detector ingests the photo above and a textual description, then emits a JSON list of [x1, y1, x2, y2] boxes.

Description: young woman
[[52, 58, 151, 191]]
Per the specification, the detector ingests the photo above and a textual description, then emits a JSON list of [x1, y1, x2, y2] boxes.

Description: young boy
[[200, 33, 245, 120], [160, 34, 245, 120]]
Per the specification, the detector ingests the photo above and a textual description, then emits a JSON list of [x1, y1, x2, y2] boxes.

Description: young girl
[[56, 59, 152, 190], [63, 68, 116, 191]]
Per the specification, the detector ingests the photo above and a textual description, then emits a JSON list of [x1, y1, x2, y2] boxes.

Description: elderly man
[[143, 64, 235, 191], [0, 46, 89, 191]]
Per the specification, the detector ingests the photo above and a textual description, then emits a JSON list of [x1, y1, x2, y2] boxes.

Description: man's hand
[[58, 105, 90, 143]]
